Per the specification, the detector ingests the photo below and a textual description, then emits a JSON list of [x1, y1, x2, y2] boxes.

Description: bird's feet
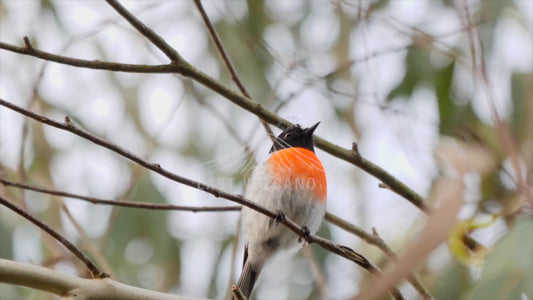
[[298, 226, 311, 243], [270, 209, 286, 227]]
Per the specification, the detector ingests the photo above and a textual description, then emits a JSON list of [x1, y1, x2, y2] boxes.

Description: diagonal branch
[[0, 97, 403, 299], [105, 0, 184, 63], [0, 38, 175, 73], [0, 178, 241, 212], [193, 0, 249, 99], [0, 195, 108, 279], [193, 0, 275, 142]]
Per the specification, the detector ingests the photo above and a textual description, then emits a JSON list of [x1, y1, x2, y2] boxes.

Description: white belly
[[242, 162, 326, 266]]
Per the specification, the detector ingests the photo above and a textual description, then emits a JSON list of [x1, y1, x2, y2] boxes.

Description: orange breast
[[267, 147, 327, 202]]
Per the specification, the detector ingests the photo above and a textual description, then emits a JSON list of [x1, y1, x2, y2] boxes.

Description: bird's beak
[[304, 122, 320, 136]]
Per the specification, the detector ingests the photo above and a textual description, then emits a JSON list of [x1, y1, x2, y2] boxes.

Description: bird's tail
[[235, 261, 260, 299]]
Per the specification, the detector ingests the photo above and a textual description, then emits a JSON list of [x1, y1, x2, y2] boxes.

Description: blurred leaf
[[480, 171, 508, 204], [433, 260, 471, 300], [0, 220, 13, 258], [510, 72, 533, 143], [434, 62, 455, 128], [39, 0, 65, 31], [369, 0, 390, 11], [387, 48, 432, 100], [464, 217, 533, 300], [208, 237, 234, 298], [447, 218, 494, 266], [431, 61, 487, 139]]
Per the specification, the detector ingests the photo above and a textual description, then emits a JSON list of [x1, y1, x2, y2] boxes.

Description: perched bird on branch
[[236, 122, 327, 298]]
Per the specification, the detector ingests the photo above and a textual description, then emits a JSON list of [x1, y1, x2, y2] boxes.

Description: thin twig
[[0, 98, 402, 299], [59, 202, 114, 277], [0, 195, 108, 279], [105, 0, 184, 63], [193, 0, 275, 143], [0, 178, 241, 212], [0, 39, 175, 73], [193, 0, 248, 98], [302, 245, 330, 300], [231, 285, 247, 300], [226, 216, 243, 300]]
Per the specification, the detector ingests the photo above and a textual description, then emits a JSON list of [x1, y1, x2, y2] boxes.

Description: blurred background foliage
[[0, 0, 531, 299]]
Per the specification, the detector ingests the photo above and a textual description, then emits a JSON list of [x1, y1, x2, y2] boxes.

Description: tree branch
[[0, 178, 241, 213], [0, 38, 175, 73], [0, 259, 191, 300], [193, 0, 275, 142], [105, 0, 185, 63], [0, 97, 402, 299], [0, 195, 108, 279]]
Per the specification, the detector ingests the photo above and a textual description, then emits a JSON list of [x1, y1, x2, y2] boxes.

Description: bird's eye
[[285, 133, 292, 138]]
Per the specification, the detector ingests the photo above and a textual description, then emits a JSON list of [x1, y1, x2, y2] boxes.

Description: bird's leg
[[270, 209, 286, 227], [298, 226, 311, 243]]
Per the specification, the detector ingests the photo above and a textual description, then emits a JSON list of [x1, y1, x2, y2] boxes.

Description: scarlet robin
[[236, 122, 327, 298]]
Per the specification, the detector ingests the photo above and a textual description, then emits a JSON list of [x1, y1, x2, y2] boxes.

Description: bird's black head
[[269, 122, 320, 153]]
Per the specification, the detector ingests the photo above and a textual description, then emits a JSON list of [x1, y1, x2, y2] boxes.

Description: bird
[[235, 122, 327, 298]]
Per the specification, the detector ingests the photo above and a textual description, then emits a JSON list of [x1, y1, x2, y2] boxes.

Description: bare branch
[[193, 0, 249, 99], [105, 0, 185, 63], [0, 195, 108, 279], [231, 285, 247, 300], [0, 39, 175, 73], [193, 0, 275, 142], [302, 245, 330, 300], [0, 178, 241, 212], [0, 259, 189, 300]]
